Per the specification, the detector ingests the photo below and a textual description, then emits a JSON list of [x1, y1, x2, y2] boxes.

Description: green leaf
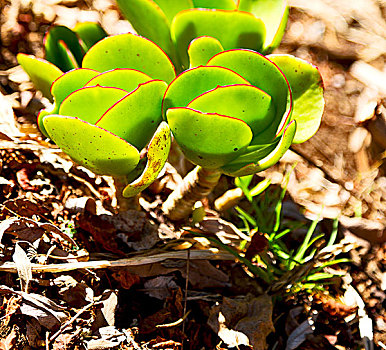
[[82, 33, 176, 83], [171, 9, 265, 68], [96, 80, 167, 149], [221, 120, 296, 176], [163, 65, 250, 117], [17, 54, 63, 101], [84, 68, 152, 92], [250, 177, 271, 197], [51, 68, 100, 107], [114, 0, 175, 63], [153, 0, 193, 22], [73, 22, 108, 51], [37, 68, 99, 136], [208, 49, 291, 143], [221, 142, 277, 171], [43, 115, 140, 176], [45, 26, 85, 71], [193, 0, 236, 10], [188, 84, 276, 136], [268, 54, 324, 143], [238, 0, 289, 52], [167, 107, 252, 168], [123, 121, 171, 197], [59, 86, 128, 124], [188, 36, 224, 68]]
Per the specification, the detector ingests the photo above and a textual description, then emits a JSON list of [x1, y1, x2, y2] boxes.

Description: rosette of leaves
[[116, 0, 288, 71], [162, 37, 324, 220], [36, 33, 176, 201], [17, 23, 107, 101]]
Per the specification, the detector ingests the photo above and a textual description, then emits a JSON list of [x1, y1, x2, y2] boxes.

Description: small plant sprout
[[162, 37, 324, 220], [234, 175, 348, 292], [17, 23, 107, 100], [32, 33, 175, 207], [115, 0, 288, 71]]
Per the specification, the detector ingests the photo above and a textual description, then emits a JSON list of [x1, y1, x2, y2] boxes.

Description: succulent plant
[[17, 23, 107, 101], [116, 0, 288, 71], [35, 33, 175, 198], [162, 37, 324, 219]]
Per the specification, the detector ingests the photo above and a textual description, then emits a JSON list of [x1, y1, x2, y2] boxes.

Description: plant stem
[[162, 166, 222, 221], [113, 176, 139, 211]]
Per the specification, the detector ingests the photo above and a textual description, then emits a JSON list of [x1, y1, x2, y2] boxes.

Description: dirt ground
[[0, 0, 385, 349]]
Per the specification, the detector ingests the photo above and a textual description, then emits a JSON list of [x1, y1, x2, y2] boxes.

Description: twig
[[156, 310, 191, 328], [182, 249, 190, 336], [49, 301, 102, 342], [0, 250, 234, 274]]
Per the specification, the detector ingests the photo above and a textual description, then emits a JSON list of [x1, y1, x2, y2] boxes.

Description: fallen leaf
[[13, 242, 32, 292], [140, 289, 184, 334], [180, 260, 229, 289], [25, 320, 42, 348], [93, 290, 118, 329], [52, 333, 77, 350], [0, 197, 50, 219], [285, 319, 314, 350], [53, 275, 94, 308], [0, 325, 17, 350], [111, 269, 141, 290], [85, 326, 127, 350], [0, 286, 68, 330], [314, 294, 357, 318], [144, 276, 178, 300], [208, 294, 274, 350], [340, 216, 386, 243], [3, 296, 21, 327], [16, 166, 38, 191]]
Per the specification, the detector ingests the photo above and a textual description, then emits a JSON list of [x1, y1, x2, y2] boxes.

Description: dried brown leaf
[[53, 275, 93, 308], [13, 242, 32, 292], [93, 290, 118, 329], [0, 286, 68, 330], [340, 216, 386, 243], [0, 325, 17, 350], [208, 294, 274, 350], [1, 197, 50, 219]]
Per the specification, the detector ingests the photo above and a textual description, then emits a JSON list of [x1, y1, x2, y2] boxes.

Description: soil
[[0, 0, 385, 349]]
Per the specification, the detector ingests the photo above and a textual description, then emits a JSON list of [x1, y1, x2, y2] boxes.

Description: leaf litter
[[0, 0, 385, 349]]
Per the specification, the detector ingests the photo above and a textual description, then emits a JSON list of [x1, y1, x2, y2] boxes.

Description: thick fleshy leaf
[[207, 49, 291, 143], [51, 68, 100, 107], [167, 107, 253, 168], [109, 2, 176, 65], [43, 115, 140, 176], [171, 9, 265, 68], [188, 84, 276, 136], [153, 0, 193, 22], [221, 120, 296, 176], [163, 65, 250, 116], [122, 121, 171, 197], [73, 22, 108, 51], [188, 36, 224, 68], [268, 54, 324, 143], [238, 0, 289, 52], [44, 26, 84, 71], [17, 54, 63, 101], [96, 80, 167, 149], [82, 33, 176, 83], [37, 68, 99, 136], [59, 86, 128, 124], [84, 68, 152, 92], [193, 0, 236, 10]]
